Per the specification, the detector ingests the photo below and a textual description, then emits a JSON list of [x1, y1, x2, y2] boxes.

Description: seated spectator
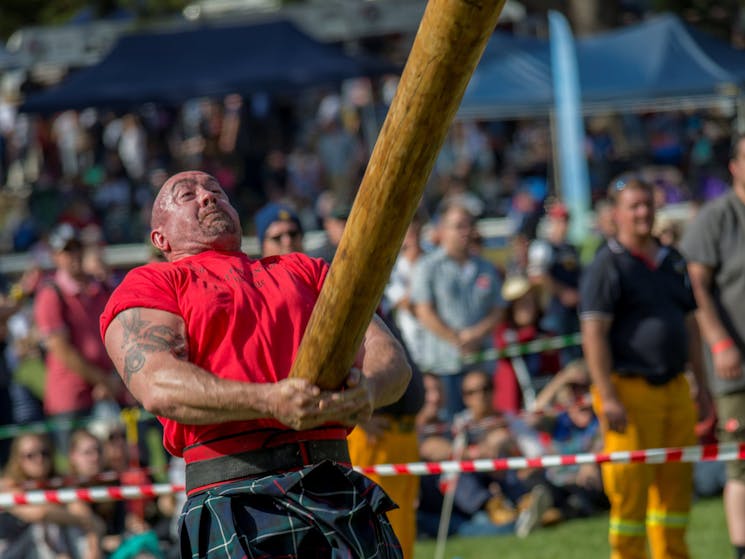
[[417, 372, 446, 424], [531, 360, 609, 519], [454, 370, 557, 538], [416, 373, 515, 539], [416, 370, 557, 540], [0, 433, 103, 558], [91, 422, 170, 558], [68, 428, 127, 556], [493, 275, 560, 414], [95, 423, 149, 523]]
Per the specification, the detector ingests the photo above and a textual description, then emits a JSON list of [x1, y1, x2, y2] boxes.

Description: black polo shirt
[[579, 238, 696, 384]]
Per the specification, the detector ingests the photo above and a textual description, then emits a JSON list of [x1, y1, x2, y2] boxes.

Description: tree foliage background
[[0, 0, 739, 45], [0, 0, 191, 41]]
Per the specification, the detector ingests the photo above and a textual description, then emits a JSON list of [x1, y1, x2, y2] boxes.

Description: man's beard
[[200, 210, 237, 236]]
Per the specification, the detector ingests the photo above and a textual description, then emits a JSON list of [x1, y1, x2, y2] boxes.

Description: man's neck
[[732, 183, 745, 205], [444, 247, 470, 264], [616, 232, 655, 255]]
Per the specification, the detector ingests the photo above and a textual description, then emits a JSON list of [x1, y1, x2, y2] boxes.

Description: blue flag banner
[[549, 10, 592, 244]]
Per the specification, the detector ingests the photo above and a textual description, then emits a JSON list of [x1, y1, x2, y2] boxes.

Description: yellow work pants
[[592, 374, 696, 559], [348, 419, 420, 559]]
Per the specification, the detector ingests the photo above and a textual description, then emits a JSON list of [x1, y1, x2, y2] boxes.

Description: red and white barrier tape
[[0, 483, 183, 507], [1, 442, 742, 507], [356, 441, 745, 476]]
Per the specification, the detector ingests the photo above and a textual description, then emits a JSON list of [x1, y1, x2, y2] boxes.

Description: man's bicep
[[104, 307, 188, 389], [686, 261, 713, 291], [581, 316, 612, 338], [362, 315, 406, 363]]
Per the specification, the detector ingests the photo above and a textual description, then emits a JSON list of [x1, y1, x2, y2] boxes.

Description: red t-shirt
[[99, 250, 338, 459]]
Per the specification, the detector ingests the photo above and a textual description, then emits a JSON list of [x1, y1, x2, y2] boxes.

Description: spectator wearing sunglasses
[[254, 202, 304, 257], [0, 433, 103, 559]]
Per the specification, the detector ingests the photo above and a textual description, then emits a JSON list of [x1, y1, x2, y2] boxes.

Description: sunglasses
[[607, 174, 652, 202], [22, 449, 51, 461], [267, 229, 301, 243], [462, 385, 492, 397], [609, 175, 652, 199]]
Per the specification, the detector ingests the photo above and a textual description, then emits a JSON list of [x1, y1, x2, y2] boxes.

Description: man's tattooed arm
[[116, 308, 188, 385]]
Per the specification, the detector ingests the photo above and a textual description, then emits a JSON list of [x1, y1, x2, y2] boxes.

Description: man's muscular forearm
[[107, 308, 280, 424], [105, 307, 403, 429]]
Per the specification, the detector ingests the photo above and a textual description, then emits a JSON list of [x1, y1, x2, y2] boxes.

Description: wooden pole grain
[[290, 0, 507, 389]]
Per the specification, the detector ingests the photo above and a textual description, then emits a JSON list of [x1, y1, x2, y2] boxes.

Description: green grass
[[414, 497, 730, 559]]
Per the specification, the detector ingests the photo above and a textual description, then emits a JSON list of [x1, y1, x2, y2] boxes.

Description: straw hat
[[501, 275, 532, 302]]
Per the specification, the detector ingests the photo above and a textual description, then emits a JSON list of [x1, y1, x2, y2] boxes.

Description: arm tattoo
[[117, 309, 187, 385]]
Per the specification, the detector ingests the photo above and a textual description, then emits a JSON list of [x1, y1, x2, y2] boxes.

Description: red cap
[[548, 202, 569, 220]]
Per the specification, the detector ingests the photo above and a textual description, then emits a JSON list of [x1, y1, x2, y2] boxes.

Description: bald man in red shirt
[[100, 170, 411, 558]]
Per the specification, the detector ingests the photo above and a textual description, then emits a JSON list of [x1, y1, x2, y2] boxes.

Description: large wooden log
[[290, 0, 506, 389]]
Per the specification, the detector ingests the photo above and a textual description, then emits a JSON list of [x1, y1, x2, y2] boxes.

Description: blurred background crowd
[[0, 0, 743, 558]]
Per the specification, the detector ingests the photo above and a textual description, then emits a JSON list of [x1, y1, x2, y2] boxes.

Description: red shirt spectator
[[34, 224, 118, 416]]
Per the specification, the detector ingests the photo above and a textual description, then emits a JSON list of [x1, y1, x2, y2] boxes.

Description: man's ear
[[151, 230, 170, 253]]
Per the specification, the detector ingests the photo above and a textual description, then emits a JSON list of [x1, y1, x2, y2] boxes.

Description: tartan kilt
[[178, 460, 403, 558]]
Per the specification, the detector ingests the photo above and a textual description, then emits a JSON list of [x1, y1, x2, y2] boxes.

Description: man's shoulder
[[472, 254, 499, 273], [121, 260, 175, 281], [415, 248, 448, 269], [680, 194, 740, 260], [586, 240, 616, 266], [689, 192, 738, 228], [701, 190, 736, 212]]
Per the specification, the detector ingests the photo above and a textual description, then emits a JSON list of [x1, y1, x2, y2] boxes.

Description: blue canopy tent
[[20, 20, 395, 113], [577, 14, 744, 111], [458, 32, 554, 119], [458, 13, 745, 120]]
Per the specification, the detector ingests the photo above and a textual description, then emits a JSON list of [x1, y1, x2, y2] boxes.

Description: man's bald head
[[150, 170, 191, 230], [149, 170, 242, 261]]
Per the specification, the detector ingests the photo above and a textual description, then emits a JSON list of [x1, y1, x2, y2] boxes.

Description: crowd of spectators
[[0, 69, 740, 556], [0, 73, 739, 259]]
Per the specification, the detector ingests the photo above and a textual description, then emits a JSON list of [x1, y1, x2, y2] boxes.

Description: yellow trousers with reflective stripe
[[592, 375, 696, 559], [348, 420, 420, 559]]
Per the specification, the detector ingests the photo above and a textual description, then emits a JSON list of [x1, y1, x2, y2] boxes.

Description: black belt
[[185, 439, 350, 493], [615, 370, 681, 386]]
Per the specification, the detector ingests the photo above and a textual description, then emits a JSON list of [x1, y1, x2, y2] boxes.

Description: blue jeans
[[438, 372, 465, 421]]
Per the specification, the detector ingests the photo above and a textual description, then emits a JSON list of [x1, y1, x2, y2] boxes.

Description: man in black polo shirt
[[579, 176, 712, 559]]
